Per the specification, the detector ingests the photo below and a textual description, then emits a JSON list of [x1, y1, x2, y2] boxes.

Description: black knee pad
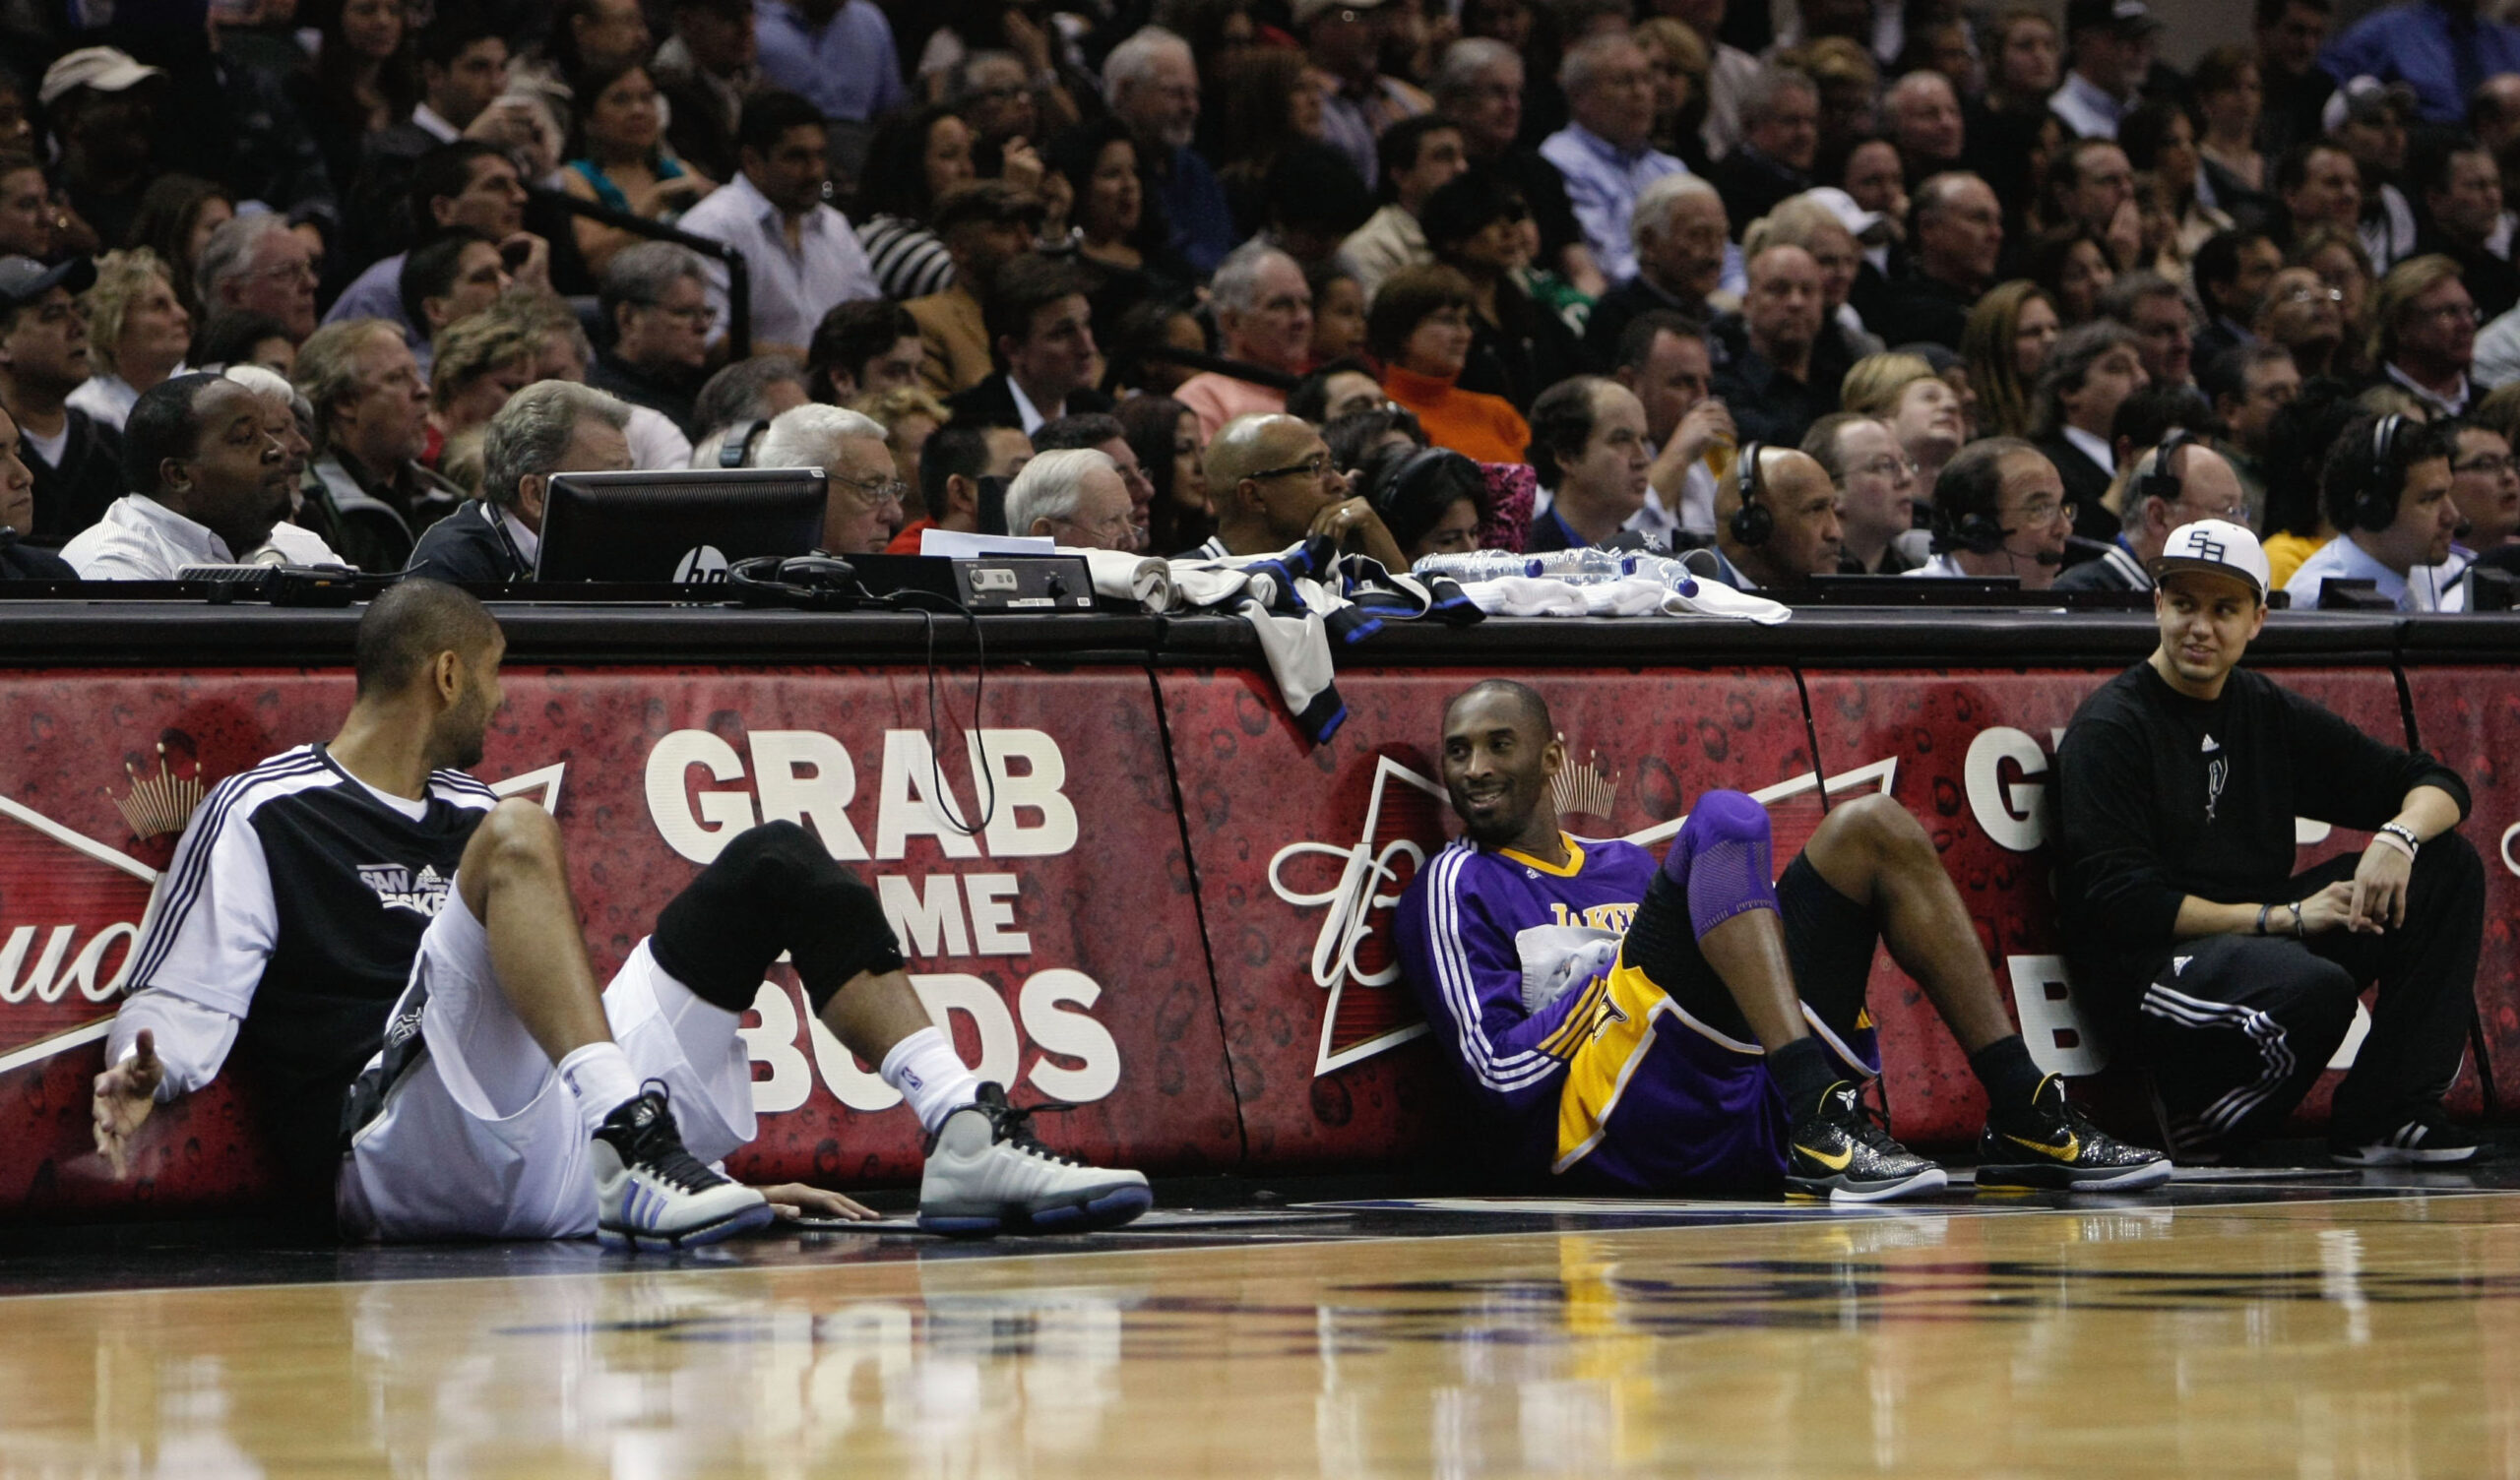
[[650, 821, 907, 1015]]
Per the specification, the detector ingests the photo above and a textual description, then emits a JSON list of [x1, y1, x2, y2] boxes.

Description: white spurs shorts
[[335, 881, 760, 1242]]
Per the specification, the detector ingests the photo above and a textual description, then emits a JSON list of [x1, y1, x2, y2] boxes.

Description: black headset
[[2136, 426, 2194, 511], [1935, 499, 2009, 556], [726, 554, 861, 607], [1729, 440, 1772, 546], [719, 418, 770, 469], [2353, 412, 2406, 531]]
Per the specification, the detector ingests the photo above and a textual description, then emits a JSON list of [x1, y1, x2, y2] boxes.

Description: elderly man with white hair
[[198, 215, 320, 345], [1541, 33, 1688, 286], [1584, 173, 1730, 367], [1003, 447, 1138, 550], [749, 402, 903, 555], [405, 381, 635, 584], [1173, 242, 1313, 439], [1102, 28, 1235, 274]]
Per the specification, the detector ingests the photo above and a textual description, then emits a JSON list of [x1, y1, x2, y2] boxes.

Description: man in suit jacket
[[942, 254, 1112, 434], [406, 381, 634, 585], [2030, 321, 2151, 542]]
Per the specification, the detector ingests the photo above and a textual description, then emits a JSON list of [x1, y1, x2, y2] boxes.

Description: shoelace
[[983, 1096, 1087, 1168], [614, 1082, 727, 1194], [1844, 1085, 1909, 1155]]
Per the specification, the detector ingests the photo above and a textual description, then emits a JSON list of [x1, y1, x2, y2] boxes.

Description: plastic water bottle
[[1531, 548, 1629, 584], [1413, 551, 1544, 582]]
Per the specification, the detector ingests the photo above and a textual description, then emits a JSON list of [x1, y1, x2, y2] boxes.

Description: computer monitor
[[535, 468, 828, 582]]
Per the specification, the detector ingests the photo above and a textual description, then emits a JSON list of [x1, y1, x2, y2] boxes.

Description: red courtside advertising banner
[[1161, 663, 1872, 1170], [0, 667, 1240, 1220]]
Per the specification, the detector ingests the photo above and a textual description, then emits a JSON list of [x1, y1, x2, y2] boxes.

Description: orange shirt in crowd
[[1382, 365, 1532, 467]]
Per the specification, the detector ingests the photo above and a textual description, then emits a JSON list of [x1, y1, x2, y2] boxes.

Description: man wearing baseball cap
[[0, 255, 121, 545], [2053, 518, 2488, 1167], [2049, 0, 2163, 141], [38, 46, 164, 250]]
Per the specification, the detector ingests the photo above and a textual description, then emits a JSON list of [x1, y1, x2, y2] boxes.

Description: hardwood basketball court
[[6, 1167, 2520, 1476]]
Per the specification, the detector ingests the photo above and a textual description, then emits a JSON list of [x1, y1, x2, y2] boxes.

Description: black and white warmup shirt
[[107, 744, 497, 1186]]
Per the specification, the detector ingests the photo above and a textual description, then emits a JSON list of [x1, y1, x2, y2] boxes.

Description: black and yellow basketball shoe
[[1786, 1081, 1949, 1202], [1975, 1075, 2174, 1192]]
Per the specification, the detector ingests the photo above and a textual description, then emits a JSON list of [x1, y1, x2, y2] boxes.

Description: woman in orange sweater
[[1368, 264, 1533, 466]]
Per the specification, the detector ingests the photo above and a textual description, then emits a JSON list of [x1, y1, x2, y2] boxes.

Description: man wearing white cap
[[39, 46, 165, 250], [2054, 517, 2488, 1168]]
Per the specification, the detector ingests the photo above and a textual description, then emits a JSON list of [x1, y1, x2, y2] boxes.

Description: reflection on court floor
[[8, 1185, 2520, 1475]]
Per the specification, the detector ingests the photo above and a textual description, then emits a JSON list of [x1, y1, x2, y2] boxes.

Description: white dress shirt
[[676, 171, 882, 350], [2048, 72, 2126, 139], [61, 495, 345, 579], [2284, 533, 2471, 612]]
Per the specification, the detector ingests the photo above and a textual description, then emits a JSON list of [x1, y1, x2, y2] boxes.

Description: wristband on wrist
[[2373, 832, 2417, 862], [2292, 901, 2308, 939], [2255, 902, 2272, 936], [2378, 822, 2422, 857]]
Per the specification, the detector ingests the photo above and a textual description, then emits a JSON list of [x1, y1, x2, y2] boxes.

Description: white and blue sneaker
[[917, 1082, 1153, 1236], [591, 1083, 774, 1251]]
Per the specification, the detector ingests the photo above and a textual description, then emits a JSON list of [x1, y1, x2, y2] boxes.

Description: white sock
[[879, 1026, 982, 1135], [557, 1041, 643, 1139]]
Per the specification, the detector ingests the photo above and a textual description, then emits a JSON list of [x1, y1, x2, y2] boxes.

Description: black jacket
[[2035, 431, 2120, 542], [301, 454, 464, 575], [2055, 661, 2467, 990], [405, 499, 534, 585], [590, 350, 704, 438], [1708, 145, 1809, 239], [942, 375, 1113, 431], [1862, 266, 1982, 350], [1707, 311, 1842, 447], [23, 406, 124, 547], [1581, 275, 1707, 373], [0, 528, 73, 580]]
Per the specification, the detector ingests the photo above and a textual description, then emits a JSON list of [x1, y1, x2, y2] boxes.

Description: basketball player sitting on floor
[[1398, 680, 2172, 1202], [92, 581, 1149, 1247]]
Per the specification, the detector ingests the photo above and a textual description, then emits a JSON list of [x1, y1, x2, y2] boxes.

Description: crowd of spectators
[[0, 0, 2515, 610]]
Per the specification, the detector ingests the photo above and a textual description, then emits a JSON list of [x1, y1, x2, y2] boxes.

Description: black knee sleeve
[[650, 821, 907, 1014]]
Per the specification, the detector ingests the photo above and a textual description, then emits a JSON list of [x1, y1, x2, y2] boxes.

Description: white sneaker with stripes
[[2329, 1112, 2481, 1167], [591, 1083, 774, 1251]]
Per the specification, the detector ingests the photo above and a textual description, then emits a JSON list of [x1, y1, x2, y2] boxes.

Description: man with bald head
[[2054, 436, 2251, 592], [1870, 172, 2004, 348], [1706, 443, 1845, 591], [1196, 412, 1406, 568], [63, 374, 344, 578], [1886, 71, 1966, 177], [1907, 437, 2074, 591], [1712, 244, 1836, 446]]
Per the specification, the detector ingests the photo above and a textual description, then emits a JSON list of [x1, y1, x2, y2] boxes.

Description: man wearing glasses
[[2371, 255, 2478, 417], [590, 243, 716, 438], [2054, 434, 2252, 591], [1194, 411, 1407, 567], [200, 215, 321, 346], [1540, 34, 1684, 286], [1905, 437, 2075, 590], [750, 402, 905, 555], [1803, 411, 1920, 574]]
